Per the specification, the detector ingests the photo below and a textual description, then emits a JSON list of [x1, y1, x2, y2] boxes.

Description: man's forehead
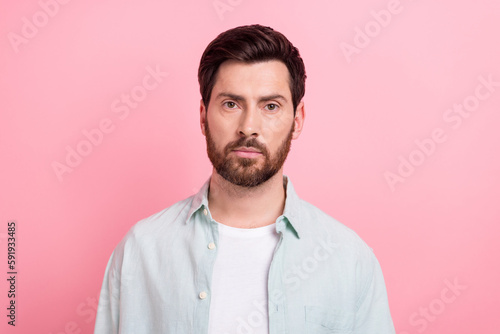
[[212, 59, 292, 100], [216, 59, 289, 80]]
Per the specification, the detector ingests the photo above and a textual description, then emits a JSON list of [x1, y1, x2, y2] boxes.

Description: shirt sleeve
[[354, 252, 396, 334], [94, 250, 121, 334]]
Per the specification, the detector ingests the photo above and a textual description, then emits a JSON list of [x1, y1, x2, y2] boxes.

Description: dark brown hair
[[198, 24, 306, 114]]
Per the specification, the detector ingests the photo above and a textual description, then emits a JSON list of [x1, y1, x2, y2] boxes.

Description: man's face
[[200, 60, 303, 188]]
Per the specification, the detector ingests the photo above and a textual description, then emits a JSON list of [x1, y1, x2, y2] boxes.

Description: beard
[[205, 119, 294, 188]]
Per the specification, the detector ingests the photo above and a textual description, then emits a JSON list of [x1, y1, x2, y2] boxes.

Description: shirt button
[[203, 208, 208, 216], [208, 242, 216, 250], [199, 291, 207, 299]]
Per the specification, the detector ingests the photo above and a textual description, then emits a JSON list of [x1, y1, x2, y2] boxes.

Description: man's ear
[[200, 99, 207, 136], [292, 100, 305, 140]]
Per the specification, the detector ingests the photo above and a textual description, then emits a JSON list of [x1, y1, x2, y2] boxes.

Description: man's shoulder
[[297, 198, 374, 257], [119, 194, 195, 246], [104, 193, 198, 272]]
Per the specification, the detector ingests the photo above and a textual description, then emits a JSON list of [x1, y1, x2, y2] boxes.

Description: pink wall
[[1, 0, 499, 333]]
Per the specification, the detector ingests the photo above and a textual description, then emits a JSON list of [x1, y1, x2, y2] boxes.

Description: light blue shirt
[[94, 175, 396, 333]]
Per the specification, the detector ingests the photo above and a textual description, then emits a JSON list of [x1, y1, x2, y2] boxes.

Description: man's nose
[[237, 106, 261, 137]]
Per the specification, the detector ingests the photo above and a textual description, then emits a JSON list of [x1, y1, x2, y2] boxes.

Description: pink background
[[1, 0, 499, 333]]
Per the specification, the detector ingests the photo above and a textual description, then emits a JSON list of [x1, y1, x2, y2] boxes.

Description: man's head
[[198, 25, 306, 188], [198, 24, 306, 113]]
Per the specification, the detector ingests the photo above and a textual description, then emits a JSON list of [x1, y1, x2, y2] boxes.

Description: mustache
[[225, 137, 268, 156]]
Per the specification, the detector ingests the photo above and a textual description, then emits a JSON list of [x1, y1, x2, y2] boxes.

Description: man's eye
[[265, 104, 278, 111], [224, 101, 237, 109]]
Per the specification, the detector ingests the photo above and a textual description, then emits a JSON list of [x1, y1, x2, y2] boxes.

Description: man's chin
[[217, 169, 266, 188], [227, 156, 261, 169]]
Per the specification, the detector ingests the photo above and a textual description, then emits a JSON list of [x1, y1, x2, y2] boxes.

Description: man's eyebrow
[[215, 92, 245, 102], [215, 92, 288, 103], [258, 94, 288, 103]]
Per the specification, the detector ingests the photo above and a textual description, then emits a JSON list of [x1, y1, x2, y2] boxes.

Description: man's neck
[[207, 168, 286, 229]]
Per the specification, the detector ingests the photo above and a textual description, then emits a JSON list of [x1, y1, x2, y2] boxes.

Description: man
[[94, 24, 396, 333]]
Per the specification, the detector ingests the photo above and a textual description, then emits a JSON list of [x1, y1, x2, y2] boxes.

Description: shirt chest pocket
[[304, 306, 355, 334]]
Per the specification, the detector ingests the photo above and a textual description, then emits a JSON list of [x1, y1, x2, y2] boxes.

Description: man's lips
[[232, 147, 262, 158], [233, 147, 261, 153]]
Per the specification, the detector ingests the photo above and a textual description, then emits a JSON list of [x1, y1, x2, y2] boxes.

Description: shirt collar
[[185, 174, 302, 238]]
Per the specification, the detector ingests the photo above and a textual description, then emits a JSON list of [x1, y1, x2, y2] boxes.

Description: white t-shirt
[[207, 221, 280, 334]]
